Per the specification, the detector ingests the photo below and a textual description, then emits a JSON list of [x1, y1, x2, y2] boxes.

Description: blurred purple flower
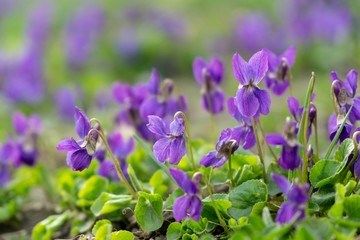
[[147, 115, 186, 164], [200, 127, 243, 168], [232, 50, 271, 118], [54, 88, 77, 121], [0, 142, 17, 186], [169, 168, 202, 222], [112, 82, 153, 141], [192, 57, 225, 115], [3, 49, 45, 104], [140, 69, 187, 121], [330, 69, 360, 124], [64, 4, 105, 70], [10, 111, 42, 167], [266, 118, 301, 171], [57, 107, 98, 171], [265, 47, 296, 96], [272, 173, 309, 224]]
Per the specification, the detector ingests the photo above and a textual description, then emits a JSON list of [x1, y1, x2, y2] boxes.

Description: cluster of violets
[[0, 112, 42, 186], [53, 45, 360, 228]]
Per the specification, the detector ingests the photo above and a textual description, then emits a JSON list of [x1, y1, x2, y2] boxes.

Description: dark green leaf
[[166, 222, 182, 240], [228, 180, 267, 219]]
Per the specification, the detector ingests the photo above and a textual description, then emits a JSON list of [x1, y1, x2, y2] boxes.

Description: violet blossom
[[266, 118, 301, 171], [0, 142, 16, 187], [272, 174, 309, 224], [200, 127, 243, 168], [97, 132, 134, 181], [192, 57, 225, 114], [11, 111, 42, 167], [57, 107, 99, 171], [232, 50, 271, 118], [140, 68, 187, 122], [330, 69, 360, 124], [112, 82, 152, 141], [169, 168, 202, 222], [227, 97, 256, 149], [147, 115, 186, 165], [265, 47, 296, 96], [328, 111, 353, 144], [54, 87, 77, 121]]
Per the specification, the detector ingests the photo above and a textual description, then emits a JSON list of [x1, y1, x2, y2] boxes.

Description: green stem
[[314, 115, 319, 156], [258, 119, 278, 163], [228, 153, 235, 189], [251, 117, 266, 182], [88, 129, 138, 199], [299, 72, 316, 183], [175, 111, 196, 170], [204, 169, 229, 233]]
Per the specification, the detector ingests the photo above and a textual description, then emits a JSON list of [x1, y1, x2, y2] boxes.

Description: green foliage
[[32, 211, 73, 240], [111, 230, 135, 240], [167, 222, 182, 240], [228, 180, 268, 219], [90, 192, 132, 216], [92, 219, 112, 240], [134, 191, 163, 232], [77, 175, 108, 207]]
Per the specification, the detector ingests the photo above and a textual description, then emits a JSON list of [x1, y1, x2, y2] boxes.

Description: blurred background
[[0, 0, 360, 149]]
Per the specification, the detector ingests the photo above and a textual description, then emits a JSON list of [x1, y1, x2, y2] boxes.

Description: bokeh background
[[1, 0, 360, 155]]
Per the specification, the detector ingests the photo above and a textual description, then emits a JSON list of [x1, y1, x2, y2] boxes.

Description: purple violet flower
[[272, 174, 309, 224], [265, 47, 296, 96], [54, 87, 77, 121], [147, 115, 186, 165], [330, 69, 360, 124], [57, 107, 98, 171], [227, 97, 256, 149], [232, 50, 271, 118], [200, 127, 243, 168], [287, 96, 317, 140], [0, 142, 17, 187], [169, 168, 202, 222], [140, 68, 187, 121], [328, 111, 353, 144], [11, 111, 42, 167], [266, 118, 301, 171], [192, 57, 225, 114], [112, 82, 153, 141]]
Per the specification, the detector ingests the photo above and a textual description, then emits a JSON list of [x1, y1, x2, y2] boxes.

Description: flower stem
[[251, 117, 266, 182], [228, 154, 235, 189], [88, 129, 138, 199], [314, 115, 319, 156], [257, 119, 278, 163], [175, 111, 196, 170], [204, 169, 229, 233]]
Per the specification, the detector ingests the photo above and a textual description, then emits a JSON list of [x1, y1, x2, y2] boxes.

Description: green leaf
[[32, 210, 73, 240], [200, 234, 217, 240], [111, 230, 134, 240], [343, 195, 360, 221], [166, 222, 182, 240], [333, 139, 354, 162], [309, 160, 341, 188], [90, 193, 132, 217], [78, 175, 108, 202], [92, 219, 112, 240], [187, 217, 208, 234], [134, 191, 163, 232], [296, 218, 332, 240], [262, 207, 274, 227], [228, 180, 268, 219], [149, 170, 168, 196], [294, 226, 317, 240], [70, 215, 95, 236], [128, 164, 143, 192]]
